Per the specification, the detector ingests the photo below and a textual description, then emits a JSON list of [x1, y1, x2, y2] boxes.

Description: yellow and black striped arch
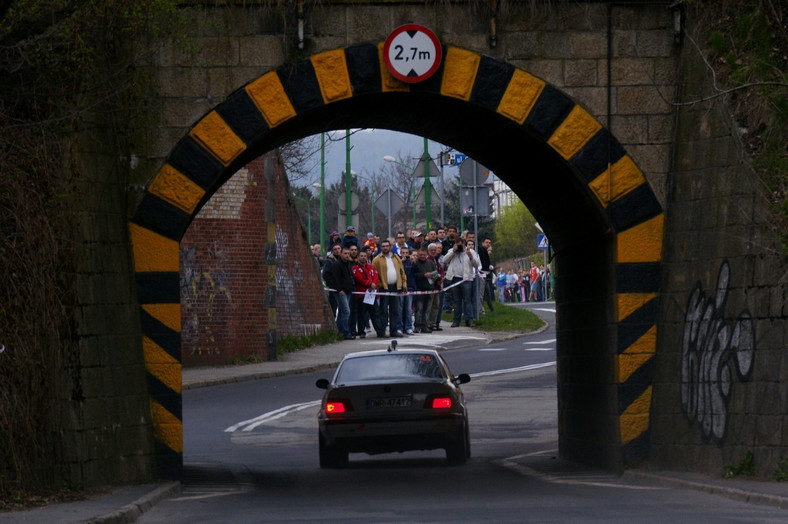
[[129, 44, 662, 477]]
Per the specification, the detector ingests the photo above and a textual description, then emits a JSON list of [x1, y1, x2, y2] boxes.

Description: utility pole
[[439, 151, 445, 227], [423, 137, 432, 229], [345, 130, 352, 228]]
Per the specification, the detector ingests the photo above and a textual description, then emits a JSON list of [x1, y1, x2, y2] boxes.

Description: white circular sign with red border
[[383, 24, 443, 84]]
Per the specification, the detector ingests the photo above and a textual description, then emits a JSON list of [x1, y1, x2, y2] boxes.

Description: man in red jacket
[[351, 250, 385, 338]]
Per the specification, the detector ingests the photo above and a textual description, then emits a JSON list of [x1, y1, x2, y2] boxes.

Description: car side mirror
[[316, 378, 330, 389], [455, 373, 471, 385]]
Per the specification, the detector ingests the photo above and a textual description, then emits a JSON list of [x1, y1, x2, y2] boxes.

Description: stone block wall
[[651, 18, 788, 476], [129, 1, 679, 211], [66, 123, 156, 486], [180, 152, 335, 367]]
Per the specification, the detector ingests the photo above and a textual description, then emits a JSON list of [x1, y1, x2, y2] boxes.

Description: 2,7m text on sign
[[392, 46, 432, 62]]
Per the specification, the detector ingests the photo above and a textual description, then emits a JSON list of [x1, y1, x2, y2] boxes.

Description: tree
[[493, 200, 537, 261], [379, 153, 418, 235], [279, 136, 322, 184]]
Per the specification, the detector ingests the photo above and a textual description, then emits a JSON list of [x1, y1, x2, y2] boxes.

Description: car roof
[[340, 348, 441, 360]]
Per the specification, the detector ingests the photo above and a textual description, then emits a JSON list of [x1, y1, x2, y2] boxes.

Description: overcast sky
[[300, 128, 462, 190]]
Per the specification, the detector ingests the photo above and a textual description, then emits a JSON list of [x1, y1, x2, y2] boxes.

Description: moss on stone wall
[[684, 1, 788, 250]]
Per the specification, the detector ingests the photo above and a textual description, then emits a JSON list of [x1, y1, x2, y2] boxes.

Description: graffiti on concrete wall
[[681, 260, 755, 443]]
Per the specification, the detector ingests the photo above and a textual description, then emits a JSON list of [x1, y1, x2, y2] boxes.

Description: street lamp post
[[383, 155, 417, 231], [318, 132, 326, 255]]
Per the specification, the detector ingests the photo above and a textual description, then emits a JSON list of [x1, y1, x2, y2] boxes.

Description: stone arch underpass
[[128, 44, 664, 479]]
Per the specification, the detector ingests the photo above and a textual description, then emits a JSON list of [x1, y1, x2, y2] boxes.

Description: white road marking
[[533, 308, 556, 313], [524, 347, 554, 352], [175, 485, 255, 501], [478, 347, 508, 351], [226, 351, 556, 434], [497, 452, 665, 491], [225, 400, 320, 433], [471, 361, 555, 378], [524, 338, 556, 345]]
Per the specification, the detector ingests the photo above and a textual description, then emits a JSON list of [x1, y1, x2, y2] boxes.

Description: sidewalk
[[4, 325, 788, 522], [182, 324, 499, 389]]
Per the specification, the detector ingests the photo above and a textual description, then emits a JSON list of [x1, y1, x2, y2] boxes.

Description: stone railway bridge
[[63, 0, 786, 485]]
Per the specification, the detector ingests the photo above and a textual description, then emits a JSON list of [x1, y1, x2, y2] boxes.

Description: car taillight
[[431, 397, 452, 409], [325, 401, 346, 414]]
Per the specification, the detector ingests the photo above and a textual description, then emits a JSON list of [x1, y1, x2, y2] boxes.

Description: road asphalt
[[3, 324, 788, 522]]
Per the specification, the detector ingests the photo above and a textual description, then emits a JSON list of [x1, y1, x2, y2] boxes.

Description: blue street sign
[[537, 234, 549, 250], [444, 153, 468, 166]]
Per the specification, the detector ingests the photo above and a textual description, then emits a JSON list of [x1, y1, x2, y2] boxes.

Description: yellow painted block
[[378, 43, 409, 93], [616, 325, 657, 383], [616, 214, 665, 263], [267, 221, 276, 242], [617, 353, 654, 385], [620, 412, 650, 445], [619, 386, 652, 444], [617, 352, 652, 384], [268, 265, 276, 285], [143, 338, 182, 394], [148, 164, 205, 214], [311, 49, 353, 103], [625, 385, 652, 415], [246, 72, 297, 127], [143, 336, 179, 365], [616, 292, 658, 322], [589, 166, 611, 208], [146, 362, 182, 395], [497, 69, 544, 124], [150, 400, 183, 453], [440, 47, 480, 101], [268, 308, 277, 328], [626, 325, 657, 356], [129, 223, 179, 272], [589, 156, 645, 207], [548, 105, 603, 160], [142, 303, 182, 332], [190, 111, 246, 166]]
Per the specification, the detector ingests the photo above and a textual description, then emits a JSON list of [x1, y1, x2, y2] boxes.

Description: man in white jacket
[[442, 238, 479, 327]]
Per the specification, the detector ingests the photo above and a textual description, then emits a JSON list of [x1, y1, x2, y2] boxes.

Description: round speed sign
[[383, 24, 443, 83]]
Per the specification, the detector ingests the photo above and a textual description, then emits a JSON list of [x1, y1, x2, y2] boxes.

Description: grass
[[276, 330, 344, 356], [774, 457, 788, 482], [442, 302, 546, 332], [724, 450, 755, 479], [267, 300, 545, 360]]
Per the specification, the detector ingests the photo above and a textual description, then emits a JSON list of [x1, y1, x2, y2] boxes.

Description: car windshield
[[335, 353, 446, 383]]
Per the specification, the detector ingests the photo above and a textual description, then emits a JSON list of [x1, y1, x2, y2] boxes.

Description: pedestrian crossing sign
[[537, 234, 549, 250]]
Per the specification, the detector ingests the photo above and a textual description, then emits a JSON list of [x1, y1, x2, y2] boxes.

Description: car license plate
[[367, 396, 412, 409]]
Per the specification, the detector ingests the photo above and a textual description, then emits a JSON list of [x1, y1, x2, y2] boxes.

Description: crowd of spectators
[[317, 224, 551, 339]]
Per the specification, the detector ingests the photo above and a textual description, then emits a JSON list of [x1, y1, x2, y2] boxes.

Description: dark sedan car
[[316, 342, 471, 468]]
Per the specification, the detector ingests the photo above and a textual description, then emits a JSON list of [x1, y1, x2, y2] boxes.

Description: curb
[[182, 362, 339, 390], [182, 326, 545, 390], [87, 482, 181, 523], [623, 471, 788, 510]]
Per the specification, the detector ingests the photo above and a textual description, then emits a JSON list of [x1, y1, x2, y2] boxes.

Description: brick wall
[[180, 153, 335, 367]]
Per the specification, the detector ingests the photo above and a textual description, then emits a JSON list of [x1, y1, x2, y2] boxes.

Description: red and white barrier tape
[[325, 277, 471, 296]]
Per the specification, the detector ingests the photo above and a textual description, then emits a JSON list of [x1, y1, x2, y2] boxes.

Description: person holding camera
[[442, 238, 479, 327]]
